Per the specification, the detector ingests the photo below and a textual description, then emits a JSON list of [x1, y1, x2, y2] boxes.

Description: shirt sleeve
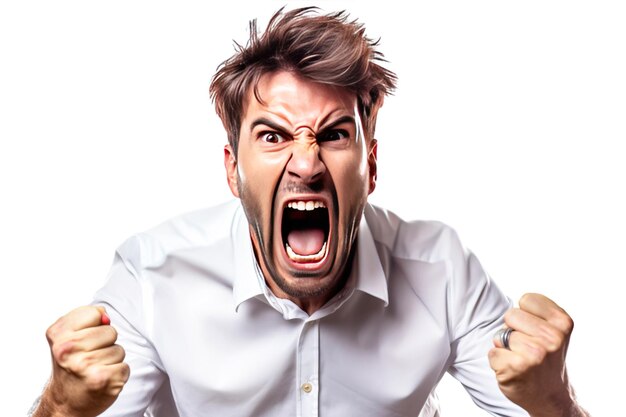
[[446, 240, 529, 417], [92, 250, 168, 417]]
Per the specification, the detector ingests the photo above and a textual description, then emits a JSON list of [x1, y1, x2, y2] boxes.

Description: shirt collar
[[232, 202, 389, 311], [352, 204, 389, 306], [232, 204, 265, 310]]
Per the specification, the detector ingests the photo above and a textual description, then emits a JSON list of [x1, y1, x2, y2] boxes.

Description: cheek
[[237, 147, 291, 205], [324, 150, 370, 207]]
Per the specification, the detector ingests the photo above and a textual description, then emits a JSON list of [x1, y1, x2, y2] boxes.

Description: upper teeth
[[287, 200, 326, 211]]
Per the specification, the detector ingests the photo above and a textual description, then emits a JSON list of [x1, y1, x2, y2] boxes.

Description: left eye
[[317, 130, 349, 142]]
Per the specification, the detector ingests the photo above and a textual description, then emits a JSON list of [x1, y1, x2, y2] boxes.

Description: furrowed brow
[[249, 118, 290, 136], [319, 115, 356, 132]]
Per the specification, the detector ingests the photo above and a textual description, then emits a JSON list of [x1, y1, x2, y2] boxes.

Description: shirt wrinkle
[[93, 199, 526, 417]]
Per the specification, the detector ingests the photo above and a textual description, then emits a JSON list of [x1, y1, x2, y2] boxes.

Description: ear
[[224, 144, 240, 198], [367, 139, 378, 195]]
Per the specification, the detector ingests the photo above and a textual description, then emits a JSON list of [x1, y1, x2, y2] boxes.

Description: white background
[[1, 1, 624, 415]]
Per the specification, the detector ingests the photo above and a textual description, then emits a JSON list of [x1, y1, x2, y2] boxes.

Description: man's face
[[224, 71, 377, 309]]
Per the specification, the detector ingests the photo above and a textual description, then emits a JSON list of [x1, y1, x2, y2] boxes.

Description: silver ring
[[498, 327, 514, 350]]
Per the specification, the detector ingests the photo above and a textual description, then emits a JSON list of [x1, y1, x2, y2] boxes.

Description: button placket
[[296, 320, 320, 417]]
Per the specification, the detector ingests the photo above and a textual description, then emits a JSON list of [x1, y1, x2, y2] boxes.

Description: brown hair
[[209, 7, 397, 152]]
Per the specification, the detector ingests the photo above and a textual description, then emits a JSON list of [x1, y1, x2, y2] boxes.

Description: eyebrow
[[249, 118, 289, 135], [318, 115, 356, 132], [249, 115, 356, 134]]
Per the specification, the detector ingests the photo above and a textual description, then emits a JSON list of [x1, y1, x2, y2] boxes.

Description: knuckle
[[46, 316, 69, 343], [84, 366, 111, 392], [69, 356, 90, 375], [120, 363, 131, 382], [494, 366, 514, 384], [98, 324, 118, 343], [108, 381, 125, 397], [109, 365, 130, 397], [553, 313, 574, 334], [52, 340, 75, 366], [108, 325, 119, 343], [539, 324, 566, 352], [45, 325, 58, 344], [116, 344, 127, 362], [503, 308, 514, 321], [71, 353, 94, 375], [526, 343, 547, 366], [508, 355, 529, 374], [104, 364, 131, 397], [519, 292, 534, 307], [495, 370, 508, 384], [93, 324, 116, 345], [544, 332, 565, 352], [487, 349, 500, 369], [503, 308, 518, 325]]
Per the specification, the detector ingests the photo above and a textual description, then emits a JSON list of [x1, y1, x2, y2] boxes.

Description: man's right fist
[[35, 306, 129, 417]]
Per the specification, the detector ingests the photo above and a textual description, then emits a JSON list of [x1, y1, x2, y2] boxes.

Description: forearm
[[30, 390, 67, 417], [527, 389, 591, 417], [564, 404, 592, 417], [529, 405, 590, 417]]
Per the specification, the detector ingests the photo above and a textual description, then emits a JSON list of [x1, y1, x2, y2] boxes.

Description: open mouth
[[281, 200, 330, 264]]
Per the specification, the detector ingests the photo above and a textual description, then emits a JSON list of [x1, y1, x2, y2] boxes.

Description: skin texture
[[490, 293, 590, 417], [34, 306, 129, 417], [224, 70, 377, 315]]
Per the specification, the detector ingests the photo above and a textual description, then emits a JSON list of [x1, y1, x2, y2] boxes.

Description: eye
[[260, 132, 286, 144], [317, 129, 349, 143]]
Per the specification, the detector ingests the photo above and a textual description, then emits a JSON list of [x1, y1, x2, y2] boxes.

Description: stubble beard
[[236, 174, 364, 301]]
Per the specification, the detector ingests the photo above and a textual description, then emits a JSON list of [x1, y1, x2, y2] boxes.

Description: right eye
[[261, 132, 285, 143]]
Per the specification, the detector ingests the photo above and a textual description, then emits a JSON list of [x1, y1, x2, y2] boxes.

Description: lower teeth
[[286, 241, 327, 262]]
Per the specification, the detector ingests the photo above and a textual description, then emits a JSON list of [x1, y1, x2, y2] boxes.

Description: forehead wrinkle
[[244, 97, 294, 134], [250, 71, 358, 134]]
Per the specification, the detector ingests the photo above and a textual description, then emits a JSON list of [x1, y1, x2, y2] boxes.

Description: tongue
[[287, 228, 325, 255]]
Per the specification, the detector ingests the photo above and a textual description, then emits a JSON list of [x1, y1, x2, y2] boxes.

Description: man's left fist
[[488, 293, 580, 416]]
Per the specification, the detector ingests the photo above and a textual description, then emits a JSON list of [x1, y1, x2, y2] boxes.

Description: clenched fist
[[34, 306, 130, 417], [489, 293, 588, 417]]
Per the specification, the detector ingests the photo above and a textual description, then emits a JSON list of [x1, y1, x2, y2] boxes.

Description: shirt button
[[301, 382, 313, 393]]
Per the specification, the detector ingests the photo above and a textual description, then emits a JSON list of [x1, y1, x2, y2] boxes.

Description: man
[[33, 7, 589, 417]]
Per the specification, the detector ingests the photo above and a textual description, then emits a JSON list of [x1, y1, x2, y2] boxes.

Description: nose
[[286, 141, 326, 184]]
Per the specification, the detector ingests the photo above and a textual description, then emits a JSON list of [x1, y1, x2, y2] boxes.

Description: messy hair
[[209, 7, 397, 152]]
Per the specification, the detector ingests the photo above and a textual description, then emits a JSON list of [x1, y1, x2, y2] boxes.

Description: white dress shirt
[[94, 200, 527, 417]]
